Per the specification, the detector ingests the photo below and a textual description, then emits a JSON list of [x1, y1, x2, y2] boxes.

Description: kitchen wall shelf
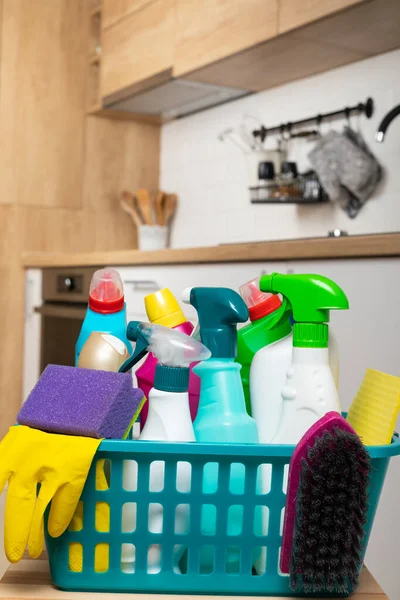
[[250, 192, 329, 205], [250, 172, 329, 205]]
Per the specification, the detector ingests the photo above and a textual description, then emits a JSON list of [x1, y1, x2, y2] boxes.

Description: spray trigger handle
[[118, 321, 149, 373]]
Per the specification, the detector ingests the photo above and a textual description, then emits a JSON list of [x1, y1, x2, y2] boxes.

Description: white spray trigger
[[138, 322, 210, 368]]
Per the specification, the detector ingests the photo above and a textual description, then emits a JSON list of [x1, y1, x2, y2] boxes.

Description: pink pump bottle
[[136, 288, 200, 427]]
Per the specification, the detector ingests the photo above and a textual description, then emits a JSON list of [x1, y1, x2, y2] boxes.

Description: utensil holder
[[138, 225, 168, 251]]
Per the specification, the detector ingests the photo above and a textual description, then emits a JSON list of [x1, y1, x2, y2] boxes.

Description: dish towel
[[308, 128, 382, 218]]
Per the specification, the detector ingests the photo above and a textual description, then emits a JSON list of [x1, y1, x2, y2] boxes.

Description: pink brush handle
[[280, 412, 357, 574]]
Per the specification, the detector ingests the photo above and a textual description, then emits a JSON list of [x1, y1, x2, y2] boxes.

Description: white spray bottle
[[259, 273, 349, 444], [119, 321, 211, 573]]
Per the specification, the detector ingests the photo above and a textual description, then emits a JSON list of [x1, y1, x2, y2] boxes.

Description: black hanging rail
[[252, 97, 374, 143]]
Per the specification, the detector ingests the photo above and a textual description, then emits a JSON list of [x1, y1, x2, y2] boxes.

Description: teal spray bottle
[[75, 269, 131, 366], [183, 287, 261, 573]]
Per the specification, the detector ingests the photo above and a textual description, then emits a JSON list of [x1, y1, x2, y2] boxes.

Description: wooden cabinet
[[0, 0, 87, 209], [97, 0, 400, 118], [179, 0, 399, 93], [102, 0, 155, 29], [278, 0, 365, 34], [174, 0, 279, 77], [101, 0, 175, 100]]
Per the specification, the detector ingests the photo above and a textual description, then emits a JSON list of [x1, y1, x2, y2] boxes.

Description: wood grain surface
[[21, 233, 400, 268], [0, 560, 388, 599]]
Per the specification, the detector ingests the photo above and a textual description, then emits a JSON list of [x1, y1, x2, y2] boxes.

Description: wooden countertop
[[0, 560, 388, 600], [21, 233, 400, 268]]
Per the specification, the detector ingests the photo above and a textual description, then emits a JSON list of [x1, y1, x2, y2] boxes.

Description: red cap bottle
[[239, 277, 281, 322], [89, 269, 125, 314]]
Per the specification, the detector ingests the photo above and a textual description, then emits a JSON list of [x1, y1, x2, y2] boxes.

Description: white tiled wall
[[159, 49, 400, 598], [160, 50, 400, 249]]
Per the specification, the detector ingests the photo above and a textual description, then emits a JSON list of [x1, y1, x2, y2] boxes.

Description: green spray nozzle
[[183, 287, 249, 358], [260, 273, 349, 348]]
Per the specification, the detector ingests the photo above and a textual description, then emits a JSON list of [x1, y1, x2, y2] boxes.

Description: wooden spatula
[[155, 191, 165, 226], [136, 188, 154, 225], [163, 193, 178, 226], [120, 191, 143, 228]]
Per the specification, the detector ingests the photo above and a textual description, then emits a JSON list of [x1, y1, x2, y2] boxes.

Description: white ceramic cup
[[138, 225, 168, 251]]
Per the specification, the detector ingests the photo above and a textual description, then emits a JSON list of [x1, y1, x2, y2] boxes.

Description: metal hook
[[345, 107, 351, 127], [316, 114, 323, 135]]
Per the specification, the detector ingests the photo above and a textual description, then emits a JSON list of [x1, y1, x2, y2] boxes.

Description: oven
[[35, 267, 100, 371]]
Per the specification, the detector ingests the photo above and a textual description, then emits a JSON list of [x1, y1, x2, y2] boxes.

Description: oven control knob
[[64, 277, 75, 291]]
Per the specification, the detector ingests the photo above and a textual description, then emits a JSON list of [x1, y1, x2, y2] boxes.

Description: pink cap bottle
[[136, 288, 200, 427]]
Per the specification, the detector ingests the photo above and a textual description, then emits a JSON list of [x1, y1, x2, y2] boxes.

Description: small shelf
[[251, 198, 329, 205], [249, 175, 329, 205]]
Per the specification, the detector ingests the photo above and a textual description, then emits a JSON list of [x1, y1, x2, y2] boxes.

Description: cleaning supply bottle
[[75, 269, 131, 365], [183, 287, 261, 573], [237, 277, 292, 415], [119, 321, 210, 574], [136, 288, 200, 427], [77, 332, 130, 371], [259, 273, 349, 444], [249, 281, 341, 444]]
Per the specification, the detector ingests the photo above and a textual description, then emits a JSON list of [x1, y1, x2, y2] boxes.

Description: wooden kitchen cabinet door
[[174, 0, 279, 77], [0, 0, 86, 209], [102, 0, 155, 29], [101, 0, 175, 100], [278, 0, 366, 33]]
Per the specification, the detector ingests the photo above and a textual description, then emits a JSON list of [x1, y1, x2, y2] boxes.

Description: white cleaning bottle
[[259, 273, 349, 445], [250, 319, 340, 444], [119, 321, 211, 573]]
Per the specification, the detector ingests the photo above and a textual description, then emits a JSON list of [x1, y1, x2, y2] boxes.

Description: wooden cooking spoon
[[163, 193, 178, 226], [120, 191, 142, 228]]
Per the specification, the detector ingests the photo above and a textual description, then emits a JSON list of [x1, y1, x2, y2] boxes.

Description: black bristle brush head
[[290, 426, 371, 594]]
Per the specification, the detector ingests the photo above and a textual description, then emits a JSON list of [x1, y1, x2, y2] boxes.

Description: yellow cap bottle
[[145, 288, 186, 328]]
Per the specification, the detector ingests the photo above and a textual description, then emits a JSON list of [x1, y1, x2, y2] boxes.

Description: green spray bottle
[[182, 287, 261, 573], [236, 277, 292, 414], [259, 273, 349, 444]]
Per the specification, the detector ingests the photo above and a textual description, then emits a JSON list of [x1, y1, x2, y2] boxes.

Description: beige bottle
[[78, 331, 129, 371]]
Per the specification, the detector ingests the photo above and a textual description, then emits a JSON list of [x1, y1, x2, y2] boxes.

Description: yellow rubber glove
[[68, 424, 135, 572], [0, 426, 101, 562], [69, 459, 110, 573]]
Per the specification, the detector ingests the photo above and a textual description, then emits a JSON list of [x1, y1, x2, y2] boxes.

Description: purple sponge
[[18, 364, 145, 439]]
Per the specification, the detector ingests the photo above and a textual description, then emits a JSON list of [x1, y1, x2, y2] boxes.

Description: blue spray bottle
[[183, 287, 261, 573], [75, 268, 131, 366]]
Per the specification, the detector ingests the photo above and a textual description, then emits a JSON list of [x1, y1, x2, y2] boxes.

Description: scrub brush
[[347, 368, 400, 445], [281, 412, 370, 594]]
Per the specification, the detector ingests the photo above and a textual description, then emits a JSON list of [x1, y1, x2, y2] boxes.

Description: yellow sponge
[[347, 369, 400, 445]]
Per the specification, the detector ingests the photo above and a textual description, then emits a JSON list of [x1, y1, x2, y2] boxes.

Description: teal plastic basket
[[45, 434, 400, 596]]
